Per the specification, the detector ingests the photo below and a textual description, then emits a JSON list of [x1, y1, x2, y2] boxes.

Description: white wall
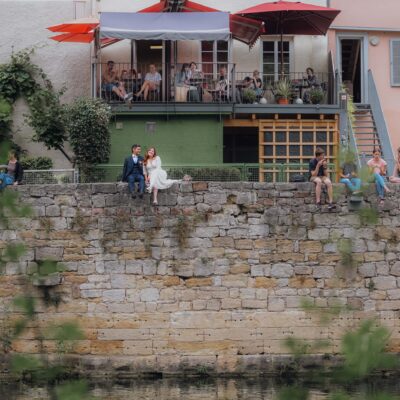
[[0, 0, 92, 168]]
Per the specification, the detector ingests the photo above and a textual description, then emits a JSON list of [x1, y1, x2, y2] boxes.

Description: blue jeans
[[0, 173, 14, 190], [372, 173, 386, 199], [340, 177, 362, 192], [127, 173, 144, 194]]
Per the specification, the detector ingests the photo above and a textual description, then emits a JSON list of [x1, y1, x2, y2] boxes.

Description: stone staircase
[[352, 104, 382, 164]]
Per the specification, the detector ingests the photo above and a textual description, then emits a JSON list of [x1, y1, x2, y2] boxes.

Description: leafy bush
[[309, 88, 325, 104], [66, 98, 111, 172], [166, 167, 241, 182], [242, 88, 257, 104], [20, 156, 53, 170]]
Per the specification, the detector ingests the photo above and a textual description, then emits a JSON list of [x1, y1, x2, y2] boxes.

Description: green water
[[2, 378, 400, 399]]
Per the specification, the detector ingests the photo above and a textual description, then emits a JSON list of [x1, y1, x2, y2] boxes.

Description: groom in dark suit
[[122, 144, 145, 199]]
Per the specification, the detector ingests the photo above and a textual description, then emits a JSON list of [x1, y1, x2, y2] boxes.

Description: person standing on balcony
[[389, 146, 400, 183], [367, 148, 391, 205], [144, 147, 179, 206], [122, 144, 145, 199], [135, 64, 161, 101], [251, 70, 263, 98], [102, 61, 131, 101], [309, 147, 335, 210]]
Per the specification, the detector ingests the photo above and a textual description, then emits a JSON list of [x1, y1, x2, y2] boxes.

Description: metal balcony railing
[[92, 63, 337, 106]]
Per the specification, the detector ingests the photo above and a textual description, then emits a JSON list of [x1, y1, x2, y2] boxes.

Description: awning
[[99, 11, 231, 41]]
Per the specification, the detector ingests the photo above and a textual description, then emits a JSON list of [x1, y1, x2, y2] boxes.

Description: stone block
[[46, 205, 61, 217], [254, 277, 277, 288], [271, 263, 293, 278], [372, 276, 397, 290], [358, 263, 376, 278], [35, 247, 63, 261], [390, 262, 400, 277], [242, 299, 267, 309], [268, 298, 285, 312], [313, 266, 335, 279], [140, 288, 160, 302], [186, 277, 213, 288], [308, 228, 329, 240], [103, 289, 125, 302]]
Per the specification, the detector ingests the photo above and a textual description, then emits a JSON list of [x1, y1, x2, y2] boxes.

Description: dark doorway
[[137, 40, 163, 72], [340, 39, 362, 103], [223, 127, 258, 163]]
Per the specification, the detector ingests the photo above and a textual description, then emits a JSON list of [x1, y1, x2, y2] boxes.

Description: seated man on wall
[[339, 150, 362, 193], [135, 64, 161, 101], [309, 147, 336, 210]]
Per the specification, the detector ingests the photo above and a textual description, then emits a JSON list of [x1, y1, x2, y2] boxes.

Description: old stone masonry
[[1, 182, 400, 374]]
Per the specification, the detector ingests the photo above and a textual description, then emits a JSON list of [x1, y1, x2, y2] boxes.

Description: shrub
[[20, 156, 53, 170], [166, 167, 241, 182], [66, 98, 111, 172], [309, 88, 325, 104], [242, 88, 257, 104]]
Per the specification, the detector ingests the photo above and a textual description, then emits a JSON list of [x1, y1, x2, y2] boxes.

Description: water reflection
[[2, 378, 400, 399]]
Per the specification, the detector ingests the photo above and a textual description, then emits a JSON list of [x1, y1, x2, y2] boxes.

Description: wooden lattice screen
[[258, 118, 339, 182]]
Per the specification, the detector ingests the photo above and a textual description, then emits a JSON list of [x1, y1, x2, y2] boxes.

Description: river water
[[2, 377, 400, 399]]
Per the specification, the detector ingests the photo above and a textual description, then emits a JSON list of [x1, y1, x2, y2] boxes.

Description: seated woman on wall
[[144, 147, 179, 206], [389, 146, 400, 183], [367, 148, 391, 204], [135, 64, 161, 101], [0, 150, 23, 190]]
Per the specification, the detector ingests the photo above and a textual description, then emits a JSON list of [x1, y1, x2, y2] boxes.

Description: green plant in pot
[[242, 88, 257, 104], [274, 79, 292, 104], [309, 87, 325, 104]]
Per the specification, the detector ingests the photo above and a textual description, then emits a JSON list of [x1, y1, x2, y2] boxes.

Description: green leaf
[[278, 386, 309, 400], [11, 354, 42, 373], [55, 381, 92, 400], [13, 296, 35, 317]]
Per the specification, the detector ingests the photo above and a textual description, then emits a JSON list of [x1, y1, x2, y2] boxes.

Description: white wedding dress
[[144, 156, 178, 191]]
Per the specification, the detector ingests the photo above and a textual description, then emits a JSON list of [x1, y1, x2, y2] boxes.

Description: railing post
[[232, 64, 236, 104], [74, 169, 80, 184]]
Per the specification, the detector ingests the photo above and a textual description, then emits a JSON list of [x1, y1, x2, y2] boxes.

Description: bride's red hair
[[144, 147, 157, 165]]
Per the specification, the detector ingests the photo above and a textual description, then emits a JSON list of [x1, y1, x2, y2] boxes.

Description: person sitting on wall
[[309, 147, 336, 210], [0, 150, 23, 190], [339, 150, 362, 193], [367, 148, 391, 205], [135, 64, 161, 101], [389, 146, 400, 183], [122, 144, 145, 199], [102, 61, 132, 101]]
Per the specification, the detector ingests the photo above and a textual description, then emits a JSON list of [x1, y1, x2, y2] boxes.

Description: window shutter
[[391, 40, 400, 86]]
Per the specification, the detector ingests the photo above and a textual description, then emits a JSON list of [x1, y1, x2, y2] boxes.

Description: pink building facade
[[328, 0, 400, 159]]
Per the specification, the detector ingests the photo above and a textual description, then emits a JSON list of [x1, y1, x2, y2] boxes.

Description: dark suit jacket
[[122, 155, 144, 182]]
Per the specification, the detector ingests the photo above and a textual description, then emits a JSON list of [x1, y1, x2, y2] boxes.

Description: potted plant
[[274, 79, 292, 105], [242, 88, 257, 104], [309, 87, 325, 104]]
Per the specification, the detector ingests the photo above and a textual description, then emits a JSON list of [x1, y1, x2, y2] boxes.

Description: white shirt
[[132, 155, 138, 163]]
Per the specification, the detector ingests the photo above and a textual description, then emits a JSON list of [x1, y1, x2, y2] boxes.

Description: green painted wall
[[109, 116, 223, 165]]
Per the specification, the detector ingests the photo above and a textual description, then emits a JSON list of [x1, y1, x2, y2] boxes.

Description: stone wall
[[1, 182, 400, 375]]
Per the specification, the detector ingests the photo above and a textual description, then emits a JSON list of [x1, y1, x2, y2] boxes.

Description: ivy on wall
[[0, 49, 69, 161]]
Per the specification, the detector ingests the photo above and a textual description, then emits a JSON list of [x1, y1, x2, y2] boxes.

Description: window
[[262, 40, 291, 85], [74, 1, 87, 19], [390, 39, 400, 86], [201, 41, 229, 78]]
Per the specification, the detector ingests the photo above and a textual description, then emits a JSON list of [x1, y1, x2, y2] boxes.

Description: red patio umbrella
[[47, 17, 99, 34], [50, 32, 94, 43], [237, 0, 340, 75]]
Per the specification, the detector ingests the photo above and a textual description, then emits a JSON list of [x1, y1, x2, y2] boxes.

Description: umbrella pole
[[280, 29, 284, 79]]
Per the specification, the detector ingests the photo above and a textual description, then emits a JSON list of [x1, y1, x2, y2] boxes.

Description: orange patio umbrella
[[47, 17, 99, 34], [50, 32, 94, 43]]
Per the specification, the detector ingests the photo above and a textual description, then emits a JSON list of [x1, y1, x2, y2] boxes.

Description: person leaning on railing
[[389, 146, 400, 184], [0, 150, 23, 190]]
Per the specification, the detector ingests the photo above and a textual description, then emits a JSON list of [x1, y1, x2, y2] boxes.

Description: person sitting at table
[[102, 60, 131, 101], [176, 63, 191, 87], [214, 66, 229, 101], [135, 64, 161, 101], [189, 62, 203, 79], [236, 76, 253, 103], [303, 67, 319, 103], [175, 63, 199, 102], [251, 70, 263, 97], [121, 68, 139, 95]]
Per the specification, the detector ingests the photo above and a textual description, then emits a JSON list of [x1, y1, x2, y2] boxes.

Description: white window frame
[[260, 37, 294, 82], [199, 40, 231, 79], [390, 39, 400, 87]]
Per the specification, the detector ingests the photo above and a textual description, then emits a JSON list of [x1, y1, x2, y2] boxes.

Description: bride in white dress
[[144, 147, 179, 205]]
